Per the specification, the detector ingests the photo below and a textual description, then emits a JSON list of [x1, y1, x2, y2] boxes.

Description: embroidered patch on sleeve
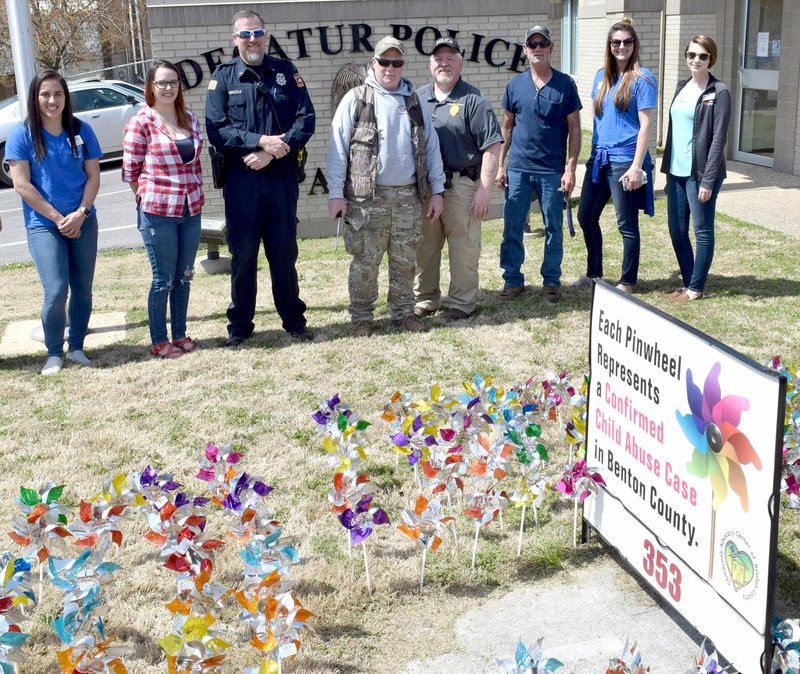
[[294, 73, 305, 88]]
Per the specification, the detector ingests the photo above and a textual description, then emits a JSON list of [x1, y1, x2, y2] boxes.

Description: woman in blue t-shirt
[[6, 70, 102, 375], [575, 18, 657, 294], [661, 35, 731, 303]]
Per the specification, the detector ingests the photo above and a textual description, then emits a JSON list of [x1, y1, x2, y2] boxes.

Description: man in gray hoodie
[[327, 36, 446, 338]]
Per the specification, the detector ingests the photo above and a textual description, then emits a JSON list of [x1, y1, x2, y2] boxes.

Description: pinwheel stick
[[413, 463, 421, 491], [346, 531, 352, 558], [420, 546, 427, 590], [470, 522, 480, 571], [573, 498, 579, 548], [534, 502, 539, 527], [498, 510, 504, 530], [362, 540, 372, 595], [38, 564, 44, 606], [517, 504, 526, 557]]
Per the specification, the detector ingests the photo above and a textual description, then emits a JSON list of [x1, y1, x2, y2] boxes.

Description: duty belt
[[444, 165, 479, 188]]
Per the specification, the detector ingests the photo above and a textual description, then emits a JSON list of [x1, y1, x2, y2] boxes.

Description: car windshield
[[0, 96, 19, 111]]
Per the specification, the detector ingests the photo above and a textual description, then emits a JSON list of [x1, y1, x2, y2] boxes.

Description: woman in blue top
[[661, 35, 731, 302], [576, 18, 657, 294], [6, 70, 102, 375]]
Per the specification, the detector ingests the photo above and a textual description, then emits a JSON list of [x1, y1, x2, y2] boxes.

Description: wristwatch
[[78, 206, 90, 217]]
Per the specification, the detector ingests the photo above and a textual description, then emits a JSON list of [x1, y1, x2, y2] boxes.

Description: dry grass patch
[[0, 198, 799, 672]]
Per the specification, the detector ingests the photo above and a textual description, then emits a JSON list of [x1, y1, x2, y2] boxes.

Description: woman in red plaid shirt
[[123, 60, 204, 358]]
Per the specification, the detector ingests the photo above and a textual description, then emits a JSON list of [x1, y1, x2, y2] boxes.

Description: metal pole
[[5, 0, 38, 118], [134, 0, 146, 80], [128, 0, 138, 81]]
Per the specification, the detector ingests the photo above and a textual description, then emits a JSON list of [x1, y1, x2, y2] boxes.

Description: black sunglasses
[[526, 39, 551, 49], [685, 51, 711, 62], [610, 38, 635, 47], [375, 57, 405, 68]]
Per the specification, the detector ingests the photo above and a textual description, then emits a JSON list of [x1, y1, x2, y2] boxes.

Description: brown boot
[[352, 321, 373, 337], [500, 285, 525, 300], [398, 315, 429, 333]]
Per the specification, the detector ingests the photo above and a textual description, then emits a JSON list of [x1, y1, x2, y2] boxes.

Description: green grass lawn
[[0, 195, 798, 671]]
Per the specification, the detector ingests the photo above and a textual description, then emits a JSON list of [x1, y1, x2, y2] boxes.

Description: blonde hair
[[594, 18, 653, 116]]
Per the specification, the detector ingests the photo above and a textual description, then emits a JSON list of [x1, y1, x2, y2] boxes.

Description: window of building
[[561, 0, 579, 75]]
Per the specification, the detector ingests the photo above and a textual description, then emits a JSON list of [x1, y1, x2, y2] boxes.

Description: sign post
[[583, 281, 785, 673]]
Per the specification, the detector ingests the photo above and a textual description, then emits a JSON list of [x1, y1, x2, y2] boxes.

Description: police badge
[[276, 73, 286, 86]]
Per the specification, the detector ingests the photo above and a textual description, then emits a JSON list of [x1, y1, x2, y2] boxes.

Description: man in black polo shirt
[[413, 36, 502, 321]]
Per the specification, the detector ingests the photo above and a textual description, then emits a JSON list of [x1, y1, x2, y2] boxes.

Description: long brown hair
[[594, 18, 654, 116], [144, 60, 191, 131], [25, 70, 80, 162]]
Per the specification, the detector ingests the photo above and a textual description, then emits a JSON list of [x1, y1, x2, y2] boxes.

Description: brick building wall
[[145, 0, 800, 237], [662, 10, 718, 147]]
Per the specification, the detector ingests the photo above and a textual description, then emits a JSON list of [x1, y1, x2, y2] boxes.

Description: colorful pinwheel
[[684, 641, 732, 674], [8, 483, 71, 562], [606, 638, 649, 674], [338, 494, 390, 546], [768, 356, 800, 508], [676, 363, 761, 512], [772, 618, 800, 674], [0, 553, 34, 673], [555, 460, 605, 501], [496, 637, 563, 674], [398, 495, 454, 552]]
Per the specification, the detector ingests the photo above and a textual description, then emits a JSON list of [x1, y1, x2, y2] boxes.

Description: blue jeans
[[500, 170, 563, 288], [666, 175, 722, 293], [138, 206, 201, 345], [577, 160, 644, 285], [27, 214, 98, 356]]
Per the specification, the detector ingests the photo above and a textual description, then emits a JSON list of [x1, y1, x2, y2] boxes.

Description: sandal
[[151, 341, 183, 358], [173, 336, 198, 353]]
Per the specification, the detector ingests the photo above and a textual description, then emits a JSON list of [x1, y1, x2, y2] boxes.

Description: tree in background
[[0, 0, 148, 94]]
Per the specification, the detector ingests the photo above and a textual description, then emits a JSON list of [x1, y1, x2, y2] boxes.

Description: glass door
[[734, 0, 782, 166]]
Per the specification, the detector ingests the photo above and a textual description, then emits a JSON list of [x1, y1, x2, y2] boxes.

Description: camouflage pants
[[344, 185, 422, 322]]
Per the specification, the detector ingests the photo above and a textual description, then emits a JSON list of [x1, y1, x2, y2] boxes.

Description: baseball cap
[[374, 36, 405, 57], [525, 25, 551, 41], [432, 36, 461, 54]]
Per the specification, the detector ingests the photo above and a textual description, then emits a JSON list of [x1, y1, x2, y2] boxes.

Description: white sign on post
[[583, 281, 784, 673]]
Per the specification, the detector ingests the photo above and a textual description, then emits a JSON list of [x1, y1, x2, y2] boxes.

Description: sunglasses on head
[[685, 51, 710, 62], [375, 57, 405, 68], [526, 39, 551, 49], [610, 38, 635, 47], [234, 29, 265, 39]]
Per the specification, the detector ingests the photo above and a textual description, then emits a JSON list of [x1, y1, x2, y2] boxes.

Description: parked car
[[0, 79, 145, 187]]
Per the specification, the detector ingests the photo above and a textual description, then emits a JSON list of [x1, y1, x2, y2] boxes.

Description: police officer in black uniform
[[206, 9, 315, 346]]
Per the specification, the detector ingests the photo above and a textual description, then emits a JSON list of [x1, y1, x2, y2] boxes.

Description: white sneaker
[[66, 350, 91, 366], [41, 356, 63, 375]]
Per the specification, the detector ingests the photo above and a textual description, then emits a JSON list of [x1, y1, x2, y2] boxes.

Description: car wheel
[[0, 145, 13, 188]]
